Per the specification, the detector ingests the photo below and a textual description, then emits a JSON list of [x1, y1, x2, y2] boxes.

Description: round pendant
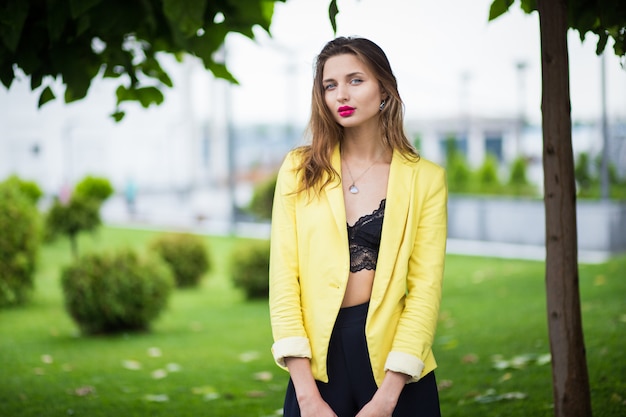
[[349, 184, 359, 194]]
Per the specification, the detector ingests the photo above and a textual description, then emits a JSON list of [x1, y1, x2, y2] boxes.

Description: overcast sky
[[3, 0, 625, 130], [222, 0, 626, 126]]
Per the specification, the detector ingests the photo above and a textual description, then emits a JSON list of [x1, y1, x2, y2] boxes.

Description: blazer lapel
[[325, 144, 347, 238], [372, 151, 413, 301]]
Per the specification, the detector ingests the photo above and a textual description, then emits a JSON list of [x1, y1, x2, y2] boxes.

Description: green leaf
[[488, 0, 514, 21], [69, 0, 103, 19], [52, 44, 100, 102], [141, 57, 173, 87], [135, 86, 164, 108], [0, 59, 15, 89], [111, 110, 125, 122], [163, 0, 208, 37], [46, 0, 70, 43], [38, 86, 56, 107], [115, 85, 164, 108], [0, 0, 30, 52], [30, 71, 43, 90], [519, 0, 537, 14], [260, 0, 279, 33], [206, 62, 238, 84], [328, 0, 339, 34], [595, 31, 609, 55]]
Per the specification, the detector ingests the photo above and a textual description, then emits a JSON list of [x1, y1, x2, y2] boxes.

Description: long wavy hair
[[295, 36, 418, 194]]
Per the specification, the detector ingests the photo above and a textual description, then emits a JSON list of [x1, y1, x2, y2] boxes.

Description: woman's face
[[322, 53, 386, 130]]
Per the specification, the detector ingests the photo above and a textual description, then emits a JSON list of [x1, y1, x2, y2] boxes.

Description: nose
[[336, 83, 349, 102]]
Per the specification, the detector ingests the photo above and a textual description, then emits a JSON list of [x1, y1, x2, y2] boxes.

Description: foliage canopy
[[489, 0, 626, 58], [0, 0, 285, 120]]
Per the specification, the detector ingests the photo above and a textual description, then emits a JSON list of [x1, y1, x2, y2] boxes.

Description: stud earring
[[379, 99, 386, 111]]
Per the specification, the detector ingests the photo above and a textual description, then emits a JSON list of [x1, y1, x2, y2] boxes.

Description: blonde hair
[[296, 36, 418, 194]]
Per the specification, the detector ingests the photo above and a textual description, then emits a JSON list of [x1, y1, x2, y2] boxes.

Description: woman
[[269, 37, 447, 417]]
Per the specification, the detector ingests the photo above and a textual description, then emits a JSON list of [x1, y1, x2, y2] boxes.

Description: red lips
[[338, 106, 355, 117]]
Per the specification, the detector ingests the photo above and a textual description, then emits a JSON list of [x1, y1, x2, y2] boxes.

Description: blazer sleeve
[[385, 164, 448, 381], [268, 151, 311, 368]]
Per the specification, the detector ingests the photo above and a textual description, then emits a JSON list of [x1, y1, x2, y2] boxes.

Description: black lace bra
[[347, 199, 386, 273]]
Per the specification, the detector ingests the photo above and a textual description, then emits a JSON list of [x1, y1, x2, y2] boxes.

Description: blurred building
[[1, 58, 624, 218]]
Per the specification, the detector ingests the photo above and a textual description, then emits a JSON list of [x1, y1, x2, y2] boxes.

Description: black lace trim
[[347, 199, 385, 273]]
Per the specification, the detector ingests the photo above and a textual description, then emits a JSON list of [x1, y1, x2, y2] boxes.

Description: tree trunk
[[537, 1, 592, 416]]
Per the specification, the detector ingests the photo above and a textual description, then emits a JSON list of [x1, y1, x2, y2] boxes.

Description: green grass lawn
[[0, 226, 624, 417]]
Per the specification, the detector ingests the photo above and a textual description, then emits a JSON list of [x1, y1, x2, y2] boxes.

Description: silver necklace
[[342, 154, 381, 194]]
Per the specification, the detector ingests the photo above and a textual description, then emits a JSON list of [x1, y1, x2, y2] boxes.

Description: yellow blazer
[[269, 144, 447, 386]]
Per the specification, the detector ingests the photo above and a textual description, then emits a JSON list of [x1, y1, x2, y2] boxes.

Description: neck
[[341, 133, 384, 160]]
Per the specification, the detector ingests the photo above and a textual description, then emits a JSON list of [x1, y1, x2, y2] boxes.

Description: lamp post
[[515, 60, 528, 156], [600, 51, 610, 200]]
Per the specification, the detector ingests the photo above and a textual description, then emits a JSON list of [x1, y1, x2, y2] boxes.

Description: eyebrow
[[323, 71, 366, 84]]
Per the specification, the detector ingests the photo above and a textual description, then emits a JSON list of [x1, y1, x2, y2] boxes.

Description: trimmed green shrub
[[507, 156, 537, 196], [446, 155, 472, 193], [45, 195, 101, 258], [74, 175, 114, 203], [476, 155, 501, 193], [229, 240, 270, 300], [61, 249, 174, 334], [1, 175, 43, 204], [45, 175, 114, 259], [575, 152, 593, 192], [508, 156, 529, 186], [0, 180, 41, 307], [247, 174, 277, 221], [150, 233, 211, 288]]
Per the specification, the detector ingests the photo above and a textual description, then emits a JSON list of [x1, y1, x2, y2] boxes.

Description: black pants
[[283, 302, 441, 417]]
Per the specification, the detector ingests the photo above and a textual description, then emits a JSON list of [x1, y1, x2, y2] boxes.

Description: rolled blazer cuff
[[271, 336, 312, 368], [384, 351, 426, 383]]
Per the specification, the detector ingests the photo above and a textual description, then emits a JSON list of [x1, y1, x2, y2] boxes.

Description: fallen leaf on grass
[[474, 389, 527, 403], [166, 363, 181, 372], [192, 385, 220, 400], [492, 353, 550, 370], [151, 369, 167, 379], [536, 353, 551, 366], [437, 380, 453, 391], [499, 372, 512, 383], [62, 363, 74, 372], [254, 371, 273, 382], [33, 367, 45, 375], [41, 354, 53, 364], [73, 386, 96, 396], [247, 390, 266, 398], [144, 394, 169, 402], [147, 347, 162, 357], [593, 275, 606, 286], [239, 351, 260, 362], [122, 360, 142, 370], [462, 354, 479, 364], [437, 336, 458, 351]]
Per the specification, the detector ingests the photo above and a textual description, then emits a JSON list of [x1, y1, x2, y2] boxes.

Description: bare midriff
[[341, 269, 375, 307]]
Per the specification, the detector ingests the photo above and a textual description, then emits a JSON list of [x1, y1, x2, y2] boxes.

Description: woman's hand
[[285, 357, 338, 417], [298, 395, 338, 417], [355, 396, 395, 417], [355, 370, 409, 417]]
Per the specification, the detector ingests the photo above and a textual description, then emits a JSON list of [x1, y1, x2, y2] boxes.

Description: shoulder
[[396, 152, 445, 176], [280, 146, 309, 171], [275, 147, 309, 194]]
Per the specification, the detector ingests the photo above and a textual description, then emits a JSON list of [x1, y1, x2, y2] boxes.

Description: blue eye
[[324, 83, 336, 91], [350, 78, 363, 85]]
